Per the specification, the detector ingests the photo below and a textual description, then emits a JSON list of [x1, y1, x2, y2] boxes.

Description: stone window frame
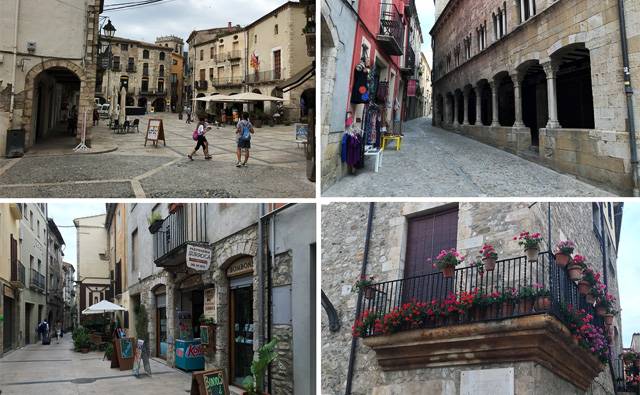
[[143, 49, 150, 59], [519, 0, 537, 23]]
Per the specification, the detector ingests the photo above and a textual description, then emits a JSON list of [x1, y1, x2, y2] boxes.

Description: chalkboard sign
[[144, 118, 166, 147], [191, 369, 228, 395]]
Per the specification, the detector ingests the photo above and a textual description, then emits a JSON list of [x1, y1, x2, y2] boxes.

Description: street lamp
[[101, 19, 116, 118], [103, 19, 116, 39]]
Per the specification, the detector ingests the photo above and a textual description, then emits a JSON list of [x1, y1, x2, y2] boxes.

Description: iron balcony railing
[[211, 76, 243, 86], [153, 203, 208, 265], [245, 68, 284, 84], [378, 2, 405, 56], [11, 259, 25, 286], [30, 269, 45, 291], [404, 46, 416, 71], [195, 80, 208, 90], [227, 50, 243, 61], [359, 252, 604, 337], [613, 357, 640, 393]]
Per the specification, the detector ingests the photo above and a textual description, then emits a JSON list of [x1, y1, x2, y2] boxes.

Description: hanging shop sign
[[407, 79, 418, 97], [226, 257, 253, 277], [186, 244, 212, 271], [203, 287, 216, 319]]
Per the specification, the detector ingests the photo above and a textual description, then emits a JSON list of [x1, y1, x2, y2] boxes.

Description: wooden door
[[273, 50, 281, 80], [404, 207, 459, 302]]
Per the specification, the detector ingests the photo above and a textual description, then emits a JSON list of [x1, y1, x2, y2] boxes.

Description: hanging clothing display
[[351, 63, 370, 104], [341, 127, 365, 169]]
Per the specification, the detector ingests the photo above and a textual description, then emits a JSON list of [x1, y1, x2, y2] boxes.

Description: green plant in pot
[[352, 275, 376, 299], [553, 240, 575, 267], [243, 338, 279, 395], [147, 211, 163, 234], [567, 254, 586, 281], [104, 342, 114, 361], [515, 231, 543, 262], [73, 326, 91, 352]]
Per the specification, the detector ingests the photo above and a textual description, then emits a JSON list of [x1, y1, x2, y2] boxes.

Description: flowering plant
[[623, 351, 639, 362], [352, 310, 380, 337], [477, 289, 503, 306], [518, 285, 538, 299], [479, 244, 498, 260], [514, 231, 543, 250], [582, 268, 600, 286], [352, 275, 375, 293], [470, 259, 485, 276], [431, 248, 465, 270], [571, 254, 587, 268], [554, 240, 575, 256], [596, 292, 616, 311], [533, 283, 551, 298], [562, 305, 610, 363]]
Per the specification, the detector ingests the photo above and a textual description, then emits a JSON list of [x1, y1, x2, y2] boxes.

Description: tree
[[134, 302, 152, 376]]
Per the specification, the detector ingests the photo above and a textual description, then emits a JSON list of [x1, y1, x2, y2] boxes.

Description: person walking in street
[[54, 320, 62, 344], [188, 118, 212, 161], [93, 107, 99, 126], [185, 106, 192, 124], [236, 112, 254, 167], [36, 320, 43, 341]]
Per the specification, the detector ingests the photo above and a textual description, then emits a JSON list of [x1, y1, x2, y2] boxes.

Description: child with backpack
[[188, 118, 212, 160], [236, 112, 255, 167]]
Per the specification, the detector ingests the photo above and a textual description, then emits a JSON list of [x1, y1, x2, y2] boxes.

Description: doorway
[[25, 303, 34, 344], [3, 295, 14, 352], [155, 290, 167, 359], [229, 277, 253, 387]]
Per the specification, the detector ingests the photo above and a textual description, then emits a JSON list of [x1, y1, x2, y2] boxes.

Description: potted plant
[[147, 211, 163, 234], [352, 275, 377, 300], [554, 240, 575, 267], [72, 326, 91, 353], [104, 342, 114, 361], [518, 285, 537, 313], [479, 244, 498, 271], [595, 293, 616, 317], [579, 268, 599, 296], [242, 338, 279, 395], [603, 307, 617, 326], [533, 284, 551, 310], [567, 254, 586, 281], [431, 248, 465, 278], [500, 288, 518, 317], [514, 231, 543, 262], [168, 203, 183, 214]]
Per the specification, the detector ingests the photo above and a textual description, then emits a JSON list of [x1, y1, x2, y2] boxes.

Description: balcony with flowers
[[351, 233, 617, 391]]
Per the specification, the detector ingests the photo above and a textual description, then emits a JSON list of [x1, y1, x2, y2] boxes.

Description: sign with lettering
[[132, 339, 144, 376], [203, 288, 216, 319], [112, 337, 136, 371], [186, 343, 204, 358], [226, 257, 253, 277], [295, 123, 309, 141], [191, 369, 228, 395], [460, 368, 514, 395], [144, 118, 166, 147], [407, 79, 417, 97], [186, 244, 212, 271]]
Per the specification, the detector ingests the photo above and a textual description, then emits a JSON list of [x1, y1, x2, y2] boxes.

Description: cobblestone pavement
[[0, 113, 314, 198], [323, 117, 615, 197], [0, 337, 191, 394]]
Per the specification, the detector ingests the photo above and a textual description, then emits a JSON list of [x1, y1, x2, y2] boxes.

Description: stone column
[[542, 61, 562, 129], [452, 94, 459, 127], [476, 86, 483, 125], [463, 88, 470, 125], [490, 80, 500, 127], [511, 72, 524, 127]]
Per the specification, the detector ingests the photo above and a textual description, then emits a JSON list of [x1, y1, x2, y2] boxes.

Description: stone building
[[105, 203, 128, 326], [74, 213, 110, 324], [418, 52, 432, 118], [96, 35, 172, 113], [0, 203, 23, 356], [62, 261, 76, 331], [126, 203, 315, 394], [155, 35, 185, 112], [0, 0, 102, 152], [322, 202, 624, 394], [430, 0, 640, 195], [46, 218, 65, 326]]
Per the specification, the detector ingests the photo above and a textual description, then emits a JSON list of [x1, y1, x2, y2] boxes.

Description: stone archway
[[22, 59, 89, 148]]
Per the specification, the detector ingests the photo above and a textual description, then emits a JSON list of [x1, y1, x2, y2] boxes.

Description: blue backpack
[[240, 121, 251, 141]]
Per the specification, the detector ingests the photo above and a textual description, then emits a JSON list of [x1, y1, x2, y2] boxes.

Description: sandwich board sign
[[145, 118, 166, 147], [191, 369, 228, 395]]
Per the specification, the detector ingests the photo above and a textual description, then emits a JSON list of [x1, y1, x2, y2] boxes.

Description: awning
[[276, 62, 315, 93], [82, 299, 126, 315]]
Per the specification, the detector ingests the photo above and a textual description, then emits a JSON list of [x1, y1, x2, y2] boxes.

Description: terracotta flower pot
[[586, 294, 596, 305], [525, 247, 539, 262], [483, 257, 496, 271], [567, 264, 583, 281], [535, 296, 551, 311], [448, 312, 460, 325], [555, 253, 570, 267], [595, 306, 607, 317], [577, 280, 591, 295], [501, 302, 513, 317], [604, 314, 614, 326], [471, 306, 483, 321], [363, 287, 376, 300], [442, 266, 455, 278], [520, 298, 534, 313], [485, 304, 498, 319]]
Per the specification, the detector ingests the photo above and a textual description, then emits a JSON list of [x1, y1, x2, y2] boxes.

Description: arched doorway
[[126, 95, 135, 107], [494, 71, 515, 126], [152, 98, 165, 112], [31, 67, 81, 144], [478, 80, 492, 126], [300, 88, 315, 121], [519, 60, 547, 147], [137, 97, 148, 109], [552, 43, 595, 129], [225, 255, 254, 387]]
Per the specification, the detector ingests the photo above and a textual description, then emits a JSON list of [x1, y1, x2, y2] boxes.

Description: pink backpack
[[192, 127, 199, 141]]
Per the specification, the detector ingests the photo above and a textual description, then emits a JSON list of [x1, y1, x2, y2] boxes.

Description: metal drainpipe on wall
[[345, 202, 375, 395], [9, 0, 20, 127], [618, 0, 640, 196]]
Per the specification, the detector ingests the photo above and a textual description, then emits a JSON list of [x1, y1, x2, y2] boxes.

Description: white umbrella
[[230, 92, 284, 102], [109, 87, 117, 119], [82, 299, 126, 315], [118, 86, 127, 124], [194, 94, 236, 102]]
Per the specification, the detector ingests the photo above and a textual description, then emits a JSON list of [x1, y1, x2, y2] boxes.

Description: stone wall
[[321, 202, 621, 395], [271, 251, 294, 395]]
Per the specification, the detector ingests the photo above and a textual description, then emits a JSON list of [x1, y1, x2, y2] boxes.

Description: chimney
[[228, 22, 232, 31]]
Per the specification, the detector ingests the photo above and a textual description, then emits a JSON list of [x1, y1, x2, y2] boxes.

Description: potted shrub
[[352, 275, 377, 300], [242, 338, 279, 395], [72, 326, 91, 353], [479, 244, 498, 271], [579, 268, 599, 296], [567, 254, 586, 281], [533, 284, 551, 311], [514, 231, 543, 262], [518, 285, 536, 313], [595, 293, 616, 317], [500, 288, 518, 317], [147, 212, 163, 234], [553, 240, 575, 267], [431, 248, 465, 278]]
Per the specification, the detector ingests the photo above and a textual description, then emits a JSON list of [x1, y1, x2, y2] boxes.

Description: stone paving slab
[[323, 117, 615, 198], [0, 182, 135, 198]]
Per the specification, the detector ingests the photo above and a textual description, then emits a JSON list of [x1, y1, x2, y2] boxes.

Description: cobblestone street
[[323, 118, 615, 197], [0, 113, 314, 198], [0, 337, 191, 395]]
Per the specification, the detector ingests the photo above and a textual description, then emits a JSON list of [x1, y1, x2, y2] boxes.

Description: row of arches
[[434, 43, 595, 147]]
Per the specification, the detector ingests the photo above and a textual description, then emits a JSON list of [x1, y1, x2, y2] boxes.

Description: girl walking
[[188, 118, 212, 160]]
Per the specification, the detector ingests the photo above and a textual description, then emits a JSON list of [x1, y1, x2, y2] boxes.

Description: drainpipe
[[617, 0, 639, 196], [257, 203, 265, 352], [9, 0, 20, 126], [267, 211, 275, 394], [345, 202, 375, 395]]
